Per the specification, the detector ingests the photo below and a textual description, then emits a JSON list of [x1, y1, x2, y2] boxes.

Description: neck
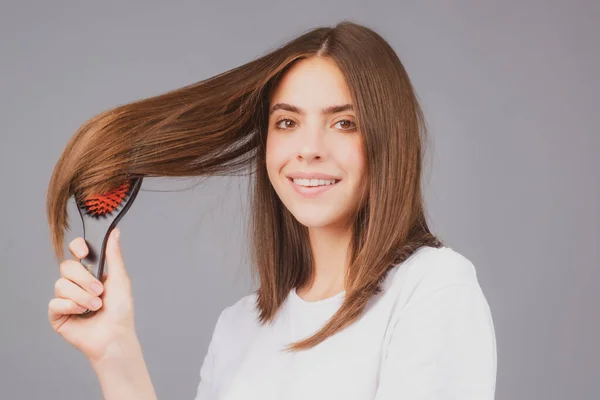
[[297, 223, 353, 301]]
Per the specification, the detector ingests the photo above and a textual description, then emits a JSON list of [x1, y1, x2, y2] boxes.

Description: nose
[[297, 149, 322, 162], [296, 128, 326, 162]]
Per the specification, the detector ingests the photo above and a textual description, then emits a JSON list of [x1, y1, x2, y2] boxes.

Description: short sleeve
[[194, 308, 228, 400], [374, 284, 497, 399]]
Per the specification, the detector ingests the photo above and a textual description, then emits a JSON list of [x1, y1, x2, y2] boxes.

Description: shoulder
[[197, 292, 260, 397], [377, 246, 497, 397], [382, 245, 496, 346], [406, 245, 479, 287], [211, 291, 260, 344], [385, 245, 485, 306]]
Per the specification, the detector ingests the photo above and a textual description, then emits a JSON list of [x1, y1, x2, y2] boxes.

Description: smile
[[287, 177, 340, 198]]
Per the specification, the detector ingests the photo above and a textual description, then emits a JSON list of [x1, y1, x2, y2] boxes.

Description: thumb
[[104, 227, 129, 283]]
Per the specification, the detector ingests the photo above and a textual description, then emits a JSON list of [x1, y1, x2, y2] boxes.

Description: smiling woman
[[46, 20, 496, 400]]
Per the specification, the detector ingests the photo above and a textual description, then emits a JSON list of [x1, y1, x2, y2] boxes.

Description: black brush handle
[[78, 220, 113, 317]]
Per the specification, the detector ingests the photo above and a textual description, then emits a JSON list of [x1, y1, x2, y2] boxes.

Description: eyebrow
[[269, 102, 354, 116]]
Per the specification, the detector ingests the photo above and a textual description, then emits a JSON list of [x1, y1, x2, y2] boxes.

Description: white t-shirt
[[194, 245, 497, 399]]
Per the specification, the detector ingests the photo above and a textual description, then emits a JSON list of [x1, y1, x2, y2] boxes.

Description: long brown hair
[[46, 20, 443, 352]]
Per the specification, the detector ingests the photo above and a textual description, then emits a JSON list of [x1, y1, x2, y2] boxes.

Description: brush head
[[76, 180, 133, 217]]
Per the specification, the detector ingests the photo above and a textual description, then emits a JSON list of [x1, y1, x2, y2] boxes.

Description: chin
[[289, 209, 346, 229]]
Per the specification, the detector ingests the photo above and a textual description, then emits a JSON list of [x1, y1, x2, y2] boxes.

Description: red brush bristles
[[82, 180, 131, 216]]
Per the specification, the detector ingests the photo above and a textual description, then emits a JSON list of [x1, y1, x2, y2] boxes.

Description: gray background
[[1, 1, 598, 399]]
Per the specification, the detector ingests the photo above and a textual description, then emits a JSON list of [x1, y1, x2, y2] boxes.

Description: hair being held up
[[46, 20, 443, 352]]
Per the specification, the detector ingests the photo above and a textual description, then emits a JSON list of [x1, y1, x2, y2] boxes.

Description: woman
[[47, 21, 497, 399]]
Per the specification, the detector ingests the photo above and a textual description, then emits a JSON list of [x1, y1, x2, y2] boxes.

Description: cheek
[[337, 139, 366, 181], [265, 133, 286, 180]]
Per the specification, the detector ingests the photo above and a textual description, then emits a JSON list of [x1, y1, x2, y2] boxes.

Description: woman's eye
[[275, 119, 296, 129], [335, 119, 356, 131]]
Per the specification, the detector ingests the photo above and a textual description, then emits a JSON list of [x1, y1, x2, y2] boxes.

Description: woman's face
[[266, 57, 367, 230]]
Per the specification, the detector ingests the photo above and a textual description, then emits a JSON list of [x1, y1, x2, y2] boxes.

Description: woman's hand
[[48, 228, 137, 364]]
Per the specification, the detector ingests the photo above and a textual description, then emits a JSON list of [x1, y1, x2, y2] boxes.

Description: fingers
[[48, 297, 88, 316], [68, 237, 88, 260], [59, 259, 104, 297], [66, 230, 128, 285], [51, 236, 108, 323], [55, 276, 103, 311]]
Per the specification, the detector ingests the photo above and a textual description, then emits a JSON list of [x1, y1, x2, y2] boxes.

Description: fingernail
[[91, 282, 103, 295], [76, 243, 86, 257], [113, 228, 120, 242], [91, 297, 102, 309]]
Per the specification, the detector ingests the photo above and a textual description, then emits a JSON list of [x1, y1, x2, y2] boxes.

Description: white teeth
[[293, 178, 338, 187]]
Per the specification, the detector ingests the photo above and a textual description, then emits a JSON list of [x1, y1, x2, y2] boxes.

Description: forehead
[[269, 57, 353, 109]]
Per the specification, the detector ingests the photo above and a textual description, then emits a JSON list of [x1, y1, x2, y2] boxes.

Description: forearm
[[90, 333, 158, 400]]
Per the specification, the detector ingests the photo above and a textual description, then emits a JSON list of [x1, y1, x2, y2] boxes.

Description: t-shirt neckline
[[289, 287, 346, 307]]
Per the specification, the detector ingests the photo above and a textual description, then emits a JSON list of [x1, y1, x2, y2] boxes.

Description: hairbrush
[[74, 176, 143, 316]]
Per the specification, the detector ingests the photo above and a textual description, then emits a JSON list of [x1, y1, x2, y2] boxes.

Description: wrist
[[89, 330, 142, 370], [88, 331, 157, 400]]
